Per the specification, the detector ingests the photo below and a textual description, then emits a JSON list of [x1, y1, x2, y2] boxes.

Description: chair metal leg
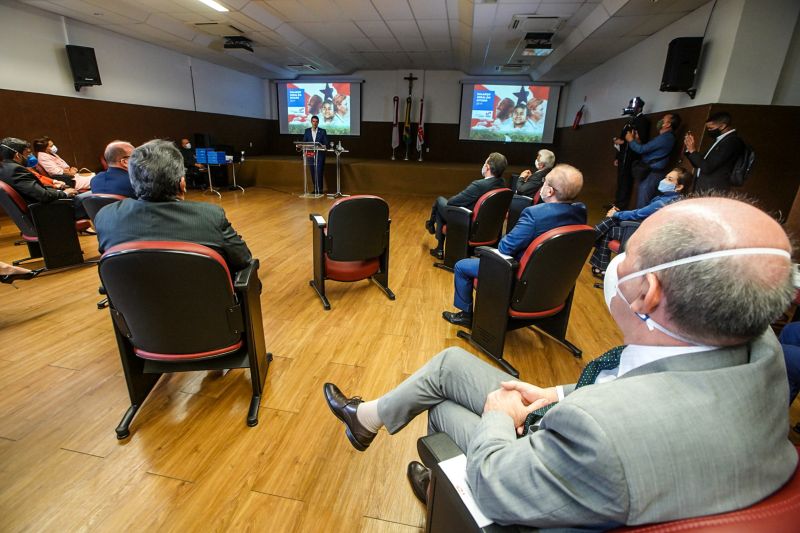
[[432, 262, 454, 273], [370, 277, 396, 301], [309, 280, 331, 310], [247, 394, 261, 427], [97, 297, 109, 309], [116, 403, 139, 439], [457, 330, 519, 378]]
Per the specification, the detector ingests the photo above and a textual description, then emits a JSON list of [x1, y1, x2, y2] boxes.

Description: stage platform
[[236, 156, 530, 197]]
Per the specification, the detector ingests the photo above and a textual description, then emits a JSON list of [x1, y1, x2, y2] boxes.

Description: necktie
[[522, 345, 626, 434]]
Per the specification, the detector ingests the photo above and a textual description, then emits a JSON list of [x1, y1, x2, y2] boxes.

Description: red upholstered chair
[[82, 193, 126, 221], [309, 195, 395, 310], [0, 181, 89, 269], [98, 241, 272, 439], [458, 225, 595, 377], [434, 188, 513, 272], [418, 434, 800, 533], [593, 221, 641, 289]]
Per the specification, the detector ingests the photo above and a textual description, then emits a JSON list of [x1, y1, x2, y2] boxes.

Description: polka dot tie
[[522, 345, 626, 434]]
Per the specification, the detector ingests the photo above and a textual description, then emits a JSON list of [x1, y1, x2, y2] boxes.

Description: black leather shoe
[[0, 268, 40, 284], [323, 383, 376, 451], [424, 219, 435, 235], [407, 461, 431, 504], [442, 310, 472, 328], [429, 248, 443, 260]]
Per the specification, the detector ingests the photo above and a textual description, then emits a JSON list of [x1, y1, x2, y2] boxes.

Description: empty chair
[[417, 434, 800, 533], [309, 195, 395, 310], [98, 241, 272, 439], [458, 225, 595, 377], [0, 181, 89, 269], [434, 188, 513, 272], [82, 193, 126, 221]]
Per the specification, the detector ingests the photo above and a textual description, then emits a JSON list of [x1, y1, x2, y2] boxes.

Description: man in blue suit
[[89, 141, 136, 197], [303, 115, 327, 195], [443, 164, 587, 327]]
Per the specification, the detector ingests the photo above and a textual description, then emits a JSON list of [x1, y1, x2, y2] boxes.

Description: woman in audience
[[589, 166, 692, 277], [33, 136, 78, 178]]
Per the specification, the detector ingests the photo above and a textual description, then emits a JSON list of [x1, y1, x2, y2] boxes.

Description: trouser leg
[[589, 218, 620, 271], [614, 162, 633, 210], [434, 196, 448, 249], [377, 347, 514, 440], [427, 401, 483, 452], [453, 258, 480, 311]]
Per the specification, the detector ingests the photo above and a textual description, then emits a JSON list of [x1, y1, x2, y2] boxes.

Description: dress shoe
[[442, 310, 472, 328], [323, 383, 376, 451], [0, 267, 39, 284], [407, 461, 431, 504], [424, 219, 435, 235], [429, 248, 444, 260]]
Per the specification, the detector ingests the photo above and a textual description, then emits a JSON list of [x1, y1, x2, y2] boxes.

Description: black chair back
[[0, 181, 37, 238], [326, 195, 389, 261], [469, 188, 512, 245], [99, 241, 243, 359], [511, 225, 594, 313], [83, 193, 126, 221]]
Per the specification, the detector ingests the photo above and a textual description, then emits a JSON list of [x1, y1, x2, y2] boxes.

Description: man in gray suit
[[95, 139, 251, 271], [324, 196, 798, 529]]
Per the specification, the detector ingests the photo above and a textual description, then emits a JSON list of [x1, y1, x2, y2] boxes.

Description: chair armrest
[[443, 207, 474, 267], [309, 213, 327, 227], [417, 433, 518, 533], [475, 246, 514, 263], [233, 258, 260, 291]]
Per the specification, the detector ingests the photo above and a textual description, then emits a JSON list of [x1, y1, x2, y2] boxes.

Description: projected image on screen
[[468, 85, 552, 143], [286, 82, 352, 135]]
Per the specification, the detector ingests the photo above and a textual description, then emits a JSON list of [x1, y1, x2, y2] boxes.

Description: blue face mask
[[23, 154, 38, 168], [657, 179, 676, 193]]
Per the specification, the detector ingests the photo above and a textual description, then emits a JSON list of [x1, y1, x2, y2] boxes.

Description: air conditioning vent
[[287, 64, 318, 72], [193, 22, 245, 36], [496, 64, 528, 73], [509, 15, 562, 33]]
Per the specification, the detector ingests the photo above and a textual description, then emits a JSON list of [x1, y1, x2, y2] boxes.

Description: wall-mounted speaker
[[66, 45, 101, 92], [660, 37, 703, 98]]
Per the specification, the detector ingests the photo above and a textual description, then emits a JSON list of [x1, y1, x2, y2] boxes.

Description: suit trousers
[[589, 218, 624, 272], [453, 257, 480, 311], [377, 347, 513, 451], [429, 196, 449, 248]]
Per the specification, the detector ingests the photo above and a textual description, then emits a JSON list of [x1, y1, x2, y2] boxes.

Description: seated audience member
[[177, 138, 206, 189], [89, 141, 135, 197], [0, 137, 84, 218], [324, 196, 797, 529], [95, 139, 252, 272], [515, 149, 554, 196], [780, 322, 800, 405], [424, 153, 507, 260], [443, 164, 586, 327], [590, 166, 692, 277], [627, 112, 680, 208], [33, 136, 78, 177]]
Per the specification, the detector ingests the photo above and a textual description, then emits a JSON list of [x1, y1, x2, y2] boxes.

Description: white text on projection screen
[[469, 85, 551, 143], [287, 82, 351, 135]]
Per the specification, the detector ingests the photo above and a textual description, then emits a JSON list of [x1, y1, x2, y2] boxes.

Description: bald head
[[546, 163, 583, 202], [104, 141, 134, 168], [627, 197, 794, 345]]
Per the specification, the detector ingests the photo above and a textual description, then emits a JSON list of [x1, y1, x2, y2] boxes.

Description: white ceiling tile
[[409, 0, 447, 19], [240, 1, 284, 29], [535, 2, 585, 18], [147, 13, 197, 40], [387, 20, 422, 39], [371, 0, 414, 20], [355, 20, 391, 38], [274, 23, 307, 45], [333, 0, 381, 20], [472, 3, 497, 28]]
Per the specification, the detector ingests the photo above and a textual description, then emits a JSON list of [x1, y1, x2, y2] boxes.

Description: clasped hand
[[484, 381, 556, 435]]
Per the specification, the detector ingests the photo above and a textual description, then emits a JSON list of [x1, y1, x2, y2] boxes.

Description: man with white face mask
[[514, 149, 554, 197], [324, 197, 797, 528]]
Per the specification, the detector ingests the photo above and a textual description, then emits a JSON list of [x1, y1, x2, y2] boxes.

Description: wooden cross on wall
[[403, 72, 418, 96]]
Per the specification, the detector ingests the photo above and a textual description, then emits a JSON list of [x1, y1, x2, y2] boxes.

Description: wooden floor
[[0, 187, 796, 532]]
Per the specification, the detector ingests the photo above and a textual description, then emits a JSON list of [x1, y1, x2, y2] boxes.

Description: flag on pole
[[416, 98, 425, 152], [402, 96, 412, 146], [391, 96, 400, 149]]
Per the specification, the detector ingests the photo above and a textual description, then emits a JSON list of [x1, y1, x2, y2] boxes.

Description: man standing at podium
[[303, 115, 327, 195]]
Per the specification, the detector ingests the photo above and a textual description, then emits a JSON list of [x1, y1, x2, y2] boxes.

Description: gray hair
[[636, 215, 795, 345], [537, 149, 555, 169], [128, 139, 185, 201], [104, 140, 133, 166]]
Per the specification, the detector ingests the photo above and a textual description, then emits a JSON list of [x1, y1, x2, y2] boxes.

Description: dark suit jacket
[[499, 201, 587, 259], [616, 113, 651, 165], [447, 176, 505, 209], [95, 198, 252, 271], [515, 167, 550, 196], [685, 130, 745, 192], [303, 128, 328, 161], [0, 162, 68, 204], [90, 167, 136, 198]]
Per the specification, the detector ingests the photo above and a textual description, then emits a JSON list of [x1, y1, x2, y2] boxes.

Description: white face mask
[[183, 143, 191, 149], [50, 145, 58, 154], [604, 248, 793, 346]]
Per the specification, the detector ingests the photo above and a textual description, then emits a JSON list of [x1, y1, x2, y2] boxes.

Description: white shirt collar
[[594, 344, 715, 385]]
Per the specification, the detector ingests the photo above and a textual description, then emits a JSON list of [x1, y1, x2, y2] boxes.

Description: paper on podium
[[438, 454, 494, 528]]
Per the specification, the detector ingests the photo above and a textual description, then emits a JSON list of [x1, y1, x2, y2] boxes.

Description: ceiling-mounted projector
[[224, 36, 253, 53]]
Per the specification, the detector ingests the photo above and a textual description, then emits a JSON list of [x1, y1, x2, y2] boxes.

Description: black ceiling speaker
[[660, 37, 703, 99], [66, 45, 102, 92]]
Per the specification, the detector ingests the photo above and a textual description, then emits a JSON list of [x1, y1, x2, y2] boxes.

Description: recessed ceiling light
[[196, 0, 229, 12]]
